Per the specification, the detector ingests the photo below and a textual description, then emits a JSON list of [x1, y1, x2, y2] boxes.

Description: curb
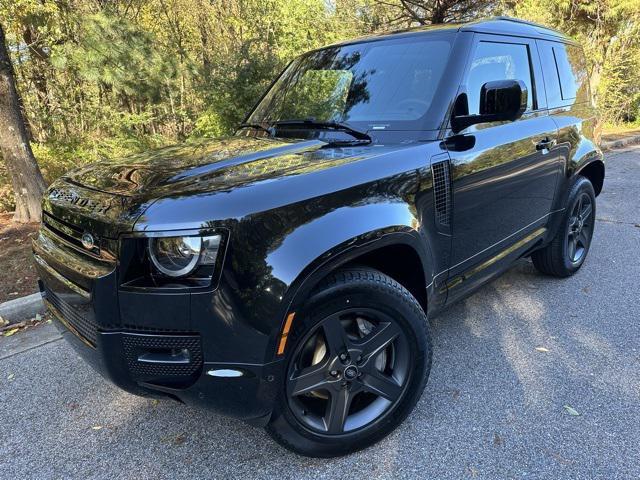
[[601, 134, 640, 151], [0, 293, 44, 325]]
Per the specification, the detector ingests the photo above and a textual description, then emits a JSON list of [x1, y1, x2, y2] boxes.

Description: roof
[[460, 16, 571, 41], [326, 17, 573, 49]]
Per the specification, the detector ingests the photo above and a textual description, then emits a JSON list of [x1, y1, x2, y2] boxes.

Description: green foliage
[[190, 109, 227, 139], [53, 13, 179, 103], [508, 0, 640, 123]]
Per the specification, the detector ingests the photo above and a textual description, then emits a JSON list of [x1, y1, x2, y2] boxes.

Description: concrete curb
[[0, 292, 44, 325], [601, 134, 640, 151]]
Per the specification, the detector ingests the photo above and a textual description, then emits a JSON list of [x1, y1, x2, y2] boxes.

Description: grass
[[602, 122, 640, 141]]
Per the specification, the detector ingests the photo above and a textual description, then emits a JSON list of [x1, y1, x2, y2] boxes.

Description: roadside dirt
[[602, 128, 640, 142], [0, 213, 39, 304]]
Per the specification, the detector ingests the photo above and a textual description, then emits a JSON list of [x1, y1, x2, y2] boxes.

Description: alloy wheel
[[286, 308, 410, 435], [567, 191, 594, 264]]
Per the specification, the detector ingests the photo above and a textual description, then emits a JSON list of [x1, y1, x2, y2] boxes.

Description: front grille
[[45, 286, 98, 346], [122, 334, 203, 386], [43, 212, 101, 257], [431, 159, 452, 227], [119, 324, 196, 334]]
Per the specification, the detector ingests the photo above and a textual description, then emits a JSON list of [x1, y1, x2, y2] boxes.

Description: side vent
[[431, 160, 452, 227]]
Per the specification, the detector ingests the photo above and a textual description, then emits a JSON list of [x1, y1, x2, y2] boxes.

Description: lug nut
[[330, 370, 338, 377], [339, 353, 347, 361]]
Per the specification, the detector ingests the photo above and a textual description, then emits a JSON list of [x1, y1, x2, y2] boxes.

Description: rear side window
[[465, 41, 534, 115], [539, 41, 589, 107]]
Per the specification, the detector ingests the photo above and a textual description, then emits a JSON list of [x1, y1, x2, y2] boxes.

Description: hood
[[45, 135, 442, 236], [64, 136, 327, 197]]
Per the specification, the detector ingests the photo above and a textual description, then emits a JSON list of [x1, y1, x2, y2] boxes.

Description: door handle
[[536, 137, 556, 150]]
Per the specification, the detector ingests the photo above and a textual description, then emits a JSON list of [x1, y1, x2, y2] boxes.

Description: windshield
[[247, 33, 454, 131]]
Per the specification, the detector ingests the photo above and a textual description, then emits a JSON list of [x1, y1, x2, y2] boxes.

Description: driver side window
[[466, 42, 534, 115]]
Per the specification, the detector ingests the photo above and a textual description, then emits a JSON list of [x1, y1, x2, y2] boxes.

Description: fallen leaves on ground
[[535, 346, 550, 352], [563, 405, 581, 416], [161, 433, 188, 445], [0, 215, 39, 303], [466, 465, 479, 477], [3, 328, 19, 337], [0, 313, 51, 336]]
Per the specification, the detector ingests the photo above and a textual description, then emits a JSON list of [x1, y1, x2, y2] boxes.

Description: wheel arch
[[278, 230, 433, 345], [338, 243, 429, 313], [576, 159, 605, 196]]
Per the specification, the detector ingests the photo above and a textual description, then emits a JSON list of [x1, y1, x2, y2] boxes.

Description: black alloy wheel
[[286, 308, 410, 435], [266, 268, 431, 457], [566, 191, 593, 264]]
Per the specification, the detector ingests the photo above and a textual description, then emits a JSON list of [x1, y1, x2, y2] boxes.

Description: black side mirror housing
[[452, 79, 527, 133]]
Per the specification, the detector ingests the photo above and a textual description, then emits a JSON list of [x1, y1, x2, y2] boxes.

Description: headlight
[[148, 235, 221, 278]]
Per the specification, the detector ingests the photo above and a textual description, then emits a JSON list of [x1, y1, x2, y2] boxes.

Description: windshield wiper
[[237, 123, 274, 136], [272, 119, 371, 143]]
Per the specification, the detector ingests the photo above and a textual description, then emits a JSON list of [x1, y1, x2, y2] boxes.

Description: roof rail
[[491, 15, 554, 31]]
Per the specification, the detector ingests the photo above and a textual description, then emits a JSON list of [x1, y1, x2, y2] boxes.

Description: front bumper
[[34, 225, 282, 425]]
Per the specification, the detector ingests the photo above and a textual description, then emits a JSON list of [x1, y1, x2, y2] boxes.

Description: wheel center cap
[[344, 365, 358, 380]]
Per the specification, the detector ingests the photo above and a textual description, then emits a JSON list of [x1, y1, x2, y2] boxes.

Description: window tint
[[539, 41, 589, 108], [466, 41, 534, 115], [538, 42, 562, 107]]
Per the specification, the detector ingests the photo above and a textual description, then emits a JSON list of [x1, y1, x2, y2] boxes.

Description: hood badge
[[81, 232, 96, 250], [49, 187, 112, 215]]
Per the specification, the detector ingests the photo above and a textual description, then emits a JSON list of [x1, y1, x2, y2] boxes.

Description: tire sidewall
[[267, 272, 431, 457]]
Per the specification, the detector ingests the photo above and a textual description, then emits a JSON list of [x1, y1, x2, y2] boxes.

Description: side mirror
[[452, 79, 527, 133]]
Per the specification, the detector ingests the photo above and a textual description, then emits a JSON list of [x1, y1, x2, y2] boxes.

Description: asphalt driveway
[[1, 146, 639, 479]]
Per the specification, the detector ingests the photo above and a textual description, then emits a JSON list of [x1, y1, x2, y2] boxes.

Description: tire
[[532, 176, 596, 277], [266, 267, 432, 457]]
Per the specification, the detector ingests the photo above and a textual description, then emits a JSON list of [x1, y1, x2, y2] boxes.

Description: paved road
[[1, 147, 639, 479]]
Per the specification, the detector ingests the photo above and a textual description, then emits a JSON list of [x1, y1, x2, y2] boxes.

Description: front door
[[445, 34, 562, 301]]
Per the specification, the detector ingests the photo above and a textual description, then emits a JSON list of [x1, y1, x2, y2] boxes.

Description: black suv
[[34, 17, 604, 457]]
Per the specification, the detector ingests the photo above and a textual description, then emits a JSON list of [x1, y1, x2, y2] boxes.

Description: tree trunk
[[0, 23, 46, 223]]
